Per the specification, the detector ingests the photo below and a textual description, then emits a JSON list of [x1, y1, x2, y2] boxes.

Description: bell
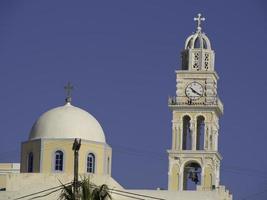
[[188, 171, 199, 184], [192, 172, 199, 184], [188, 171, 193, 179]]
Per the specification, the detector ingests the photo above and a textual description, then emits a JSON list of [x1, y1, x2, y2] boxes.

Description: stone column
[[190, 119, 196, 150], [204, 122, 210, 150], [179, 122, 183, 151], [215, 161, 220, 187], [213, 127, 218, 151], [179, 166, 184, 191], [172, 124, 176, 150]]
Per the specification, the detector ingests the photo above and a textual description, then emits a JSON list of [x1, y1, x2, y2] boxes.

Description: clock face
[[185, 82, 204, 100]]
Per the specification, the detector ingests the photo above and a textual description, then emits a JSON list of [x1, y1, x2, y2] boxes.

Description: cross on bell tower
[[194, 13, 205, 32], [64, 81, 74, 103]]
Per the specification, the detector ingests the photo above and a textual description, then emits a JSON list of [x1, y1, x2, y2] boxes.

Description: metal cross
[[194, 13, 205, 31], [64, 81, 74, 103]]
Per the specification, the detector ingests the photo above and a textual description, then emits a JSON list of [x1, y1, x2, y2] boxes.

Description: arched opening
[[194, 37, 202, 48], [27, 152, 33, 173], [54, 150, 64, 171], [196, 116, 205, 150], [183, 162, 202, 190], [182, 116, 191, 150], [187, 38, 194, 49], [87, 153, 95, 173]]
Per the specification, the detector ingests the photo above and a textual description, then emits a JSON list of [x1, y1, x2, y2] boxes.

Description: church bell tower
[[167, 14, 223, 191]]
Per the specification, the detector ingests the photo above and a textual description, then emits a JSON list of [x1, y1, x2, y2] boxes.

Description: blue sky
[[0, 1, 266, 199]]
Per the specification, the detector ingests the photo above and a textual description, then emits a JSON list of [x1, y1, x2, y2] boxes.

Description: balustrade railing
[[168, 96, 223, 109]]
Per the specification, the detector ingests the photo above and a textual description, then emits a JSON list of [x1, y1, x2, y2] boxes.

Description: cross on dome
[[64, 81, 74, 103], [194, 13, 205, 32]]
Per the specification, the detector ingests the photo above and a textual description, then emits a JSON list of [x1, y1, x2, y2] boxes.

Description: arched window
[[87, 153, 95, 173], [182, 115, 191, 150], [183, 162, 202, 190], [27, 152, 33, 173], [55, 150, 64, 171], [196, 116, 205, 150]]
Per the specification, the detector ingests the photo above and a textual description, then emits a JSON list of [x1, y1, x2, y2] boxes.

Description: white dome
[[29, 103, 106, 143]]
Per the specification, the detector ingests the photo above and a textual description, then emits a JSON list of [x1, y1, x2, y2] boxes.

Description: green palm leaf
[[58, 177, 111, 200]]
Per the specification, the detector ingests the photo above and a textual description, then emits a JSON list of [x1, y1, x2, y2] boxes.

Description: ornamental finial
[[64, 81, 74, 103], [194, 13, 205, 32]]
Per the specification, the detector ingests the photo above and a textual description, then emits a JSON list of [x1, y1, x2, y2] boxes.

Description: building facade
[[0, 14, 232, 200]]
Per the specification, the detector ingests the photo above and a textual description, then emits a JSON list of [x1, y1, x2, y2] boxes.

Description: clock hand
[[190, 87, 201, 96]]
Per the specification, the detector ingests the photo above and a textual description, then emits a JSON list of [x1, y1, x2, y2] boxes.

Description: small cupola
[[181, 14, 215, 72], [185, 32, 211, 50]]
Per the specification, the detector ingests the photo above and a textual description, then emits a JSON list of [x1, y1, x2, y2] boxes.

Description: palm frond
[[58, 177, 111, 200]]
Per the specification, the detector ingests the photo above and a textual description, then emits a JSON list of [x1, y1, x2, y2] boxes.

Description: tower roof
[[184, 13, 211, 50]]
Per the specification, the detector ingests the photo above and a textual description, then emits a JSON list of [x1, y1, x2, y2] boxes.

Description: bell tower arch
[[167, 14, 223, 191]]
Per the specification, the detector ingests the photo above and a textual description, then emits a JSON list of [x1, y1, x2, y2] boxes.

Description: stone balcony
[[168, 96, 223, 115]]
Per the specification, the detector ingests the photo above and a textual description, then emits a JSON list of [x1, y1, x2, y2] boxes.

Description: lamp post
[[72, 138, 81, 200]]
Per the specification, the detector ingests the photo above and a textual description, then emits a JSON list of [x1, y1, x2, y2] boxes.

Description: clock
[[185, 82, 204, 100]]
